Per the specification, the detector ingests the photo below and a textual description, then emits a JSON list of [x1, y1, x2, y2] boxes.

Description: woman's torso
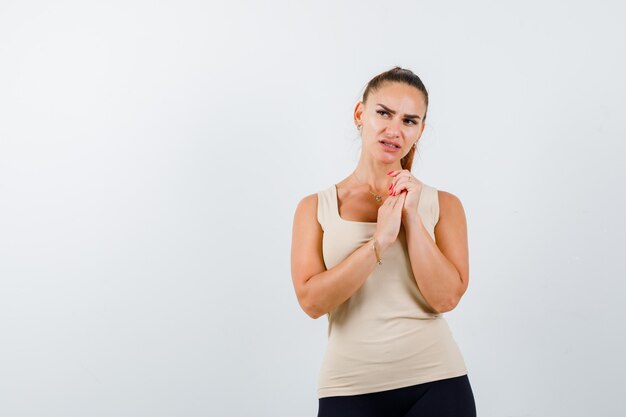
[[316, 182, 468, 398]]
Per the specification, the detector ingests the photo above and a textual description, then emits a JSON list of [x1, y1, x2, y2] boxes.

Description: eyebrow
[[376, 103, 421, 120]]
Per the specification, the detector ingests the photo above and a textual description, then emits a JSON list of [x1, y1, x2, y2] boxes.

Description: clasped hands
[[373, 169, 424, 251], [387, 169, 423, 222]]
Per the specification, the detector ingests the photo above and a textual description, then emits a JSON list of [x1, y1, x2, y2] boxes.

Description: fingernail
[[387, 170, 394, 175]]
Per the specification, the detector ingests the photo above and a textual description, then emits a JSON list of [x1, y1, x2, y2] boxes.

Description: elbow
[[307, 310, 323, 320], [433, 293, 461, 314], [295, 279, 324, 319], [304, 307, 323, 320], [436, 298, 457, 313], [305, 301, 326, 320], [300, 295, 325, 320], [432, 302, 449, 314], [437, 273, 466, 313], [437, 290, 464, 313]]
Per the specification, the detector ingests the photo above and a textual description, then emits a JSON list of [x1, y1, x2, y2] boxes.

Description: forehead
[[368, 82, 426, 114]]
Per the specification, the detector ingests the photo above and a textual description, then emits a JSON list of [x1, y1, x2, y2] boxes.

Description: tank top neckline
[[332, 183, 378, 225]]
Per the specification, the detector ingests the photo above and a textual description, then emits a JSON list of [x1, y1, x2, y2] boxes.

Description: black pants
[[317, 374, 476, 417]]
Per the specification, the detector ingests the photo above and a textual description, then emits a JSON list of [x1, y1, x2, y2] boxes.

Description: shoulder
[[294, 192, 318, 218], [437, 190, 464, 213], [291, 192, 323, 251], [298, 192, 318, 206], [294, 189, 329, 229], [435, 189, 467, 227]]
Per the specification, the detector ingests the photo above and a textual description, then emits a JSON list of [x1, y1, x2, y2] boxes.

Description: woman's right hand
[[373, 191, 407, 253]]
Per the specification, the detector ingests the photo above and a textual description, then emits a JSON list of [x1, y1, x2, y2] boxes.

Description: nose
[[384, 117, 402, 138]]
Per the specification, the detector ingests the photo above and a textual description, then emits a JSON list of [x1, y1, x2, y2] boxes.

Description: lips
[[379, 139, 400, 148]]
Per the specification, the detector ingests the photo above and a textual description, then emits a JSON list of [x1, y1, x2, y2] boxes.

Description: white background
[[1, 1, 625, 416]]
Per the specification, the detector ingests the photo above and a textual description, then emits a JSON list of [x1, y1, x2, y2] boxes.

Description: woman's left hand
[[387, 169, 423, 220]]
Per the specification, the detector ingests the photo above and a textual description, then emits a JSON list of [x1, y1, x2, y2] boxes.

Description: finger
[[391, 177, 411, 195], [389, 176, 400, 194], [388, 193, 401, 208], [387, 169, 408, 177], [387, 171, 403, 186], [390, 181, 401, 196], [393, 192, 407, 211], [390, 172, 413, 193]]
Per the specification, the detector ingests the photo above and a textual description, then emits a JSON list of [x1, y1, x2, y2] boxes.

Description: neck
[[350, 158, 403, 192]]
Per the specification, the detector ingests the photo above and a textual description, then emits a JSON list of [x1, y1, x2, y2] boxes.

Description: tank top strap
[[316, 185, 337, 232]]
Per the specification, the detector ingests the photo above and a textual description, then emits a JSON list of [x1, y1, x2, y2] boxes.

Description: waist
[[327, 316, 450, 355], [318, 317, 467, 397]]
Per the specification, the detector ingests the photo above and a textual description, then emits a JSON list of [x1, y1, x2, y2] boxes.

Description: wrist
[[372, 234, 392, 254], [402, 211, 423, 230], [367, 236, 383, 265]]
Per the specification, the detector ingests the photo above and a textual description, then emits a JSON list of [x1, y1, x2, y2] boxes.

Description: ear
[[353, 101, 365, 126]]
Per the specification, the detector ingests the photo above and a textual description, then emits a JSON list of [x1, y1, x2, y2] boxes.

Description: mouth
[[379, 140, 401, 150]]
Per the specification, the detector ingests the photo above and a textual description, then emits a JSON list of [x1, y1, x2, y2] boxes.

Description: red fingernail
[[387, 170, 394, 175]]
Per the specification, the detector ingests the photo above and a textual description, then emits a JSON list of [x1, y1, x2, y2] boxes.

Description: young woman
[[291, 67, 477, 417]]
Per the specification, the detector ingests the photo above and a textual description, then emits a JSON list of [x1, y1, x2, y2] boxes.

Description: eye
[[405, 119, 417, 125], [376, 110, 389, 117]]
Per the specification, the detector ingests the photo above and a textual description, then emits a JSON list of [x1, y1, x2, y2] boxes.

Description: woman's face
[[355, 81, 427, 163]]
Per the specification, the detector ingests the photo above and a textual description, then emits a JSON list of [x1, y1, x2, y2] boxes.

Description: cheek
[[368, 118, 385, 131], [404, 124, 420, 135]]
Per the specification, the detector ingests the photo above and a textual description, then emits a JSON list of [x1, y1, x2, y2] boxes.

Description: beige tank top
[[316, 183, 468, 398]]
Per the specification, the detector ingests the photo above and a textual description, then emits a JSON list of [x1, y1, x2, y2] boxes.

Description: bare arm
[[290, 194, 390, 319], [402, 191, 469, 313]]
